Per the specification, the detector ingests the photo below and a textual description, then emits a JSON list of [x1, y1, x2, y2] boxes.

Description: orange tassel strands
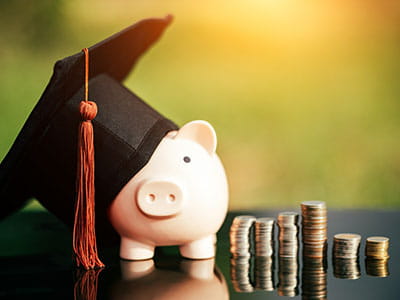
[[73, 48, 105, 269]]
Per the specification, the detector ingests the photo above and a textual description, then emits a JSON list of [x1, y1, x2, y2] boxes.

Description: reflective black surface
[[0, 210, 399, 299]]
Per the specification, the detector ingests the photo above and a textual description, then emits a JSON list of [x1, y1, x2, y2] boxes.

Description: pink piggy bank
[[109, 120, 229, 260]]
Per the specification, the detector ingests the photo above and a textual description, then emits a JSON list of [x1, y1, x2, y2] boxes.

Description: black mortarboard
[[0, 15, 178, 267]]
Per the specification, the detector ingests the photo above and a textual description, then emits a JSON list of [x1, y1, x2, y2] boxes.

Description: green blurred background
[[0, 0, 399, 211]]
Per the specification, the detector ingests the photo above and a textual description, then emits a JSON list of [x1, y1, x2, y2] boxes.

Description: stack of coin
[[254, 217, 275, 257], [277, 212, 299, 258], [230, 215, 256, 257], [301, 201, 328, 258], [333, 258, 361, 280], [254, 256, 275, 291], [365, 236, 390, 259], [278, 257, 298, 297], [333, 233, 361, 259], [301, 257, 327, 300], [365, 258, 390, 277], [230, 257, 254, 292]]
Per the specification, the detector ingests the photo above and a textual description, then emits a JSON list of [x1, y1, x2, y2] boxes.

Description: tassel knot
[[80, 101, 97, 121]]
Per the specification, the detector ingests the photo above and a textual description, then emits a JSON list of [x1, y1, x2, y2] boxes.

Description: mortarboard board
[[0, 15, 178, 266]]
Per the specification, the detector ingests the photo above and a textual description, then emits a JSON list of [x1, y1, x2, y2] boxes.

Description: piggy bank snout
[[137, 180, 184, 217]]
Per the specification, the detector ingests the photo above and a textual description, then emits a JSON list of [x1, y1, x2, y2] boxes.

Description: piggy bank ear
[[174, 120, 217, 154]]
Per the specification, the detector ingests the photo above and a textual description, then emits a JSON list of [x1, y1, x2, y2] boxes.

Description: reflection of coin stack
[[254, 256, 275, 291], [230, 257, 254, 292], [278, 212, 299, 258], [230, 216, 256, 257], [278, 257, 298, 297], [229, 216, 256, 292], [301, 201, 327, 258], [333, 233, 361, 259], [365, 236, 390, 278], [301, 257, 327, 300], [365, 258, 390, 277], [255, 218, 275, 257], [333, 258, 361, 280]]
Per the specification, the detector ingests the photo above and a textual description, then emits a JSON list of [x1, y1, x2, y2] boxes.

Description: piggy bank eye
[[183, 156, 191, 163]]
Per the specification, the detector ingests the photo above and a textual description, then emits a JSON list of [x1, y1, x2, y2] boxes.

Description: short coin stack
[[230, 215, 256, 257], [255, 217, 275, 257], [301, 201, 328, 258], [333, 258, 361, 280], [230, 257, 254, 292], [254, 256, 275, 291], [333, 233, 361, 259], [278, 212, 299, 258], [365, 236, 390, 259]]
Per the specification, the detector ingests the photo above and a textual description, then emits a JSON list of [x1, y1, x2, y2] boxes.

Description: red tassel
[[73, 48, 104, 270]]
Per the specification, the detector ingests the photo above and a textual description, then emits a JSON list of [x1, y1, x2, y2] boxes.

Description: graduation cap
[[0, 15, 178, 269]]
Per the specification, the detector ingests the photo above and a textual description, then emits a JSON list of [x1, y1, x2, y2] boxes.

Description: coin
[[301, 201, 326, 209], [278, 211, 299, 223]]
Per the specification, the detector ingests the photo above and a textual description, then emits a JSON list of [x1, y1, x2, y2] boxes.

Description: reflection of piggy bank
[[110, 258, 229, 300], [109, 120, 229, 260]]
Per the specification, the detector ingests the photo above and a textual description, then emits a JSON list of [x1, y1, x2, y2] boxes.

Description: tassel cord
[[73, 48, 104, 270]]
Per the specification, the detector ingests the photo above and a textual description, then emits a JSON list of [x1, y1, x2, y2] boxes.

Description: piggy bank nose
[[137, 180, 184, 217]]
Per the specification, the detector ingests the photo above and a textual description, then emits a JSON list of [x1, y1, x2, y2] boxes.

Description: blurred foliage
[[0, 0, 66, 49], [0, 0, 399, 210]]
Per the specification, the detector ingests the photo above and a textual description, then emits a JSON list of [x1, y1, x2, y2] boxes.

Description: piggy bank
[[109, 120, 229, 260]]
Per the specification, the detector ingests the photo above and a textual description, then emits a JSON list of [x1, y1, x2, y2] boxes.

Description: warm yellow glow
[[1, 0, 399, 209]]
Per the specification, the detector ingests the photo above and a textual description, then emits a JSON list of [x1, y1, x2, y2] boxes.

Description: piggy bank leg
[[179, 234, 216, 259], [120, 238, 155, 260]]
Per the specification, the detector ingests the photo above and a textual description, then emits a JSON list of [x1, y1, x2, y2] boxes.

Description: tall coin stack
[[301, 201, 328, 258], [278, 212, 299, 258], [254, 256, 275, 291], [333, 233, 361, 259], [255, 218, 275, 257], [365, 236, 390, 259], [230, 215, 256, 257]]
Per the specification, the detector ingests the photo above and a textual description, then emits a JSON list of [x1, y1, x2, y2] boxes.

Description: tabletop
[[1, 209, 399, 299]]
